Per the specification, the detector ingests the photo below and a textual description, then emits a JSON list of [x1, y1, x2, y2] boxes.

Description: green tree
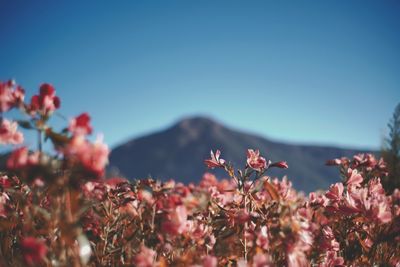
[[382, 103, 400, 193]]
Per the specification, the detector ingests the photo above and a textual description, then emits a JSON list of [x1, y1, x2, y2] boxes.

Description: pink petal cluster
[[246, 149, 267, 171], [0, 119, 23, 145], [63, 135, 109, 177], [30, 83, 60, 116], [0, 78, 399, 266], [346, 168, 363, 186], [204, 150, 225, 169], [6, 147, 40, 170], [133, 245, 156, 267], [69, 112, 93, 136], [162, 205, 189, 235], [0, 80, 25, 112]]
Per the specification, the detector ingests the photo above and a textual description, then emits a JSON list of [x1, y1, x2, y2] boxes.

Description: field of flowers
[[0, 80, 399, 266]]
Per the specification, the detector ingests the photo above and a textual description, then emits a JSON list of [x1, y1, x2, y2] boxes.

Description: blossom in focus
[[0, 119, 24, 145], [246, 149, 267, 171], [69, 112, 92, 136], [325, 183, 344, 202], [346, 168, 363, 187], [20, 237, 47, 265], [204, 150, 225, 169], [30, 83, 60, 116]]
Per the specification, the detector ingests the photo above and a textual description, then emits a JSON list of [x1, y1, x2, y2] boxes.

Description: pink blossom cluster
[[0, 79, 398, 266]]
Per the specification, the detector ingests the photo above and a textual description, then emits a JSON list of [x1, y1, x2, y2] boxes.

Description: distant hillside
[[109, 117, 374, 192]]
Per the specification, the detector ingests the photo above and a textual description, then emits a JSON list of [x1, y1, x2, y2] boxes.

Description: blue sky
[[1, 0, 399, 150]]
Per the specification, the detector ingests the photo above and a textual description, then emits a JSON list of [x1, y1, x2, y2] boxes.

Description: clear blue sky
[[1, 0, 399, 150]]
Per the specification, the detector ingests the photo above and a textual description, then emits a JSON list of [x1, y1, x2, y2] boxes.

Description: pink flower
[[287, 248, 308, 267], [270, 161, 289, 169], [7, 147, 40, 170], [321, 226, 340, 251], [326, 158, 342, 166], [247, 149, 267, 171], [325, 183, 344, 202], [162, 205, 189, 235], [204, 150, 225, 169], [309, 192, 329, 207], [368, 178, 385, 197], [202, 255, 217, 267], [0, 192, 10, 218], [0, 175, 11, 189], [133, 245, 156, 267], [228, 209, 250, 226], [11, 86, 25, 104], [63, 135, 109, 177], [0, 119, 24, 145], [20, 237, 47, 265], [199, 173, 218, 188], [30, 83, 60, 116], [319, 251, 344, 267], [252, 253, 273, 267], [374, 201, 392, 224], [69, 112, 92, 136], [0, 80, 25, 112], [256, 225, 269, 250], [339, 191, 361, 214], [346, 168, 363, 187]]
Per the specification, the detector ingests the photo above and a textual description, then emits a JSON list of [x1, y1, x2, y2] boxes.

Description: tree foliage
[[382, 103, 400, 193]]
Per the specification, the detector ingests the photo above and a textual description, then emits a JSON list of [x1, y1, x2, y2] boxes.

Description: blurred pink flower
[[202, 255, 217, 267], [319, 251, 345, 267], [69, 112, 93, 136], [252, 253, 273, 267], [30, 83, 60, 115], [256, 225, 269, 250], [133, 245, 156, 267], [162, 205, 189, 235], [20, 237, 47, 266], [326, 158, 342, 166], [0, 192, 9, 218], [0, 80, 24, 112], [0, 119, 23, 145], [63, 135, 109, 177], [7, 147, 40, 170]]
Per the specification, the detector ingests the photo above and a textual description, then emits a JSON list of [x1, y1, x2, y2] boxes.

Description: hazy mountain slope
[[109, 117, 373, 192]]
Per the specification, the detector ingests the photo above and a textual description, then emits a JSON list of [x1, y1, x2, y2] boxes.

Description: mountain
[[109, 117, 375, 192]]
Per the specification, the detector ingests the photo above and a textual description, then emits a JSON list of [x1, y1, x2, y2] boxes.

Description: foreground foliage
[[0, 80, 399, 266]]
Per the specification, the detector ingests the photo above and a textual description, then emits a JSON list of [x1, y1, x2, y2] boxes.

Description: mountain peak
[[176, 116, 220, 128], [110, 116, 372, 192], [172, 116, 224, 138]]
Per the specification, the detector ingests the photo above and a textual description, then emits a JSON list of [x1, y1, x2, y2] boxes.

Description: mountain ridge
[[109, 116, 375, 192]]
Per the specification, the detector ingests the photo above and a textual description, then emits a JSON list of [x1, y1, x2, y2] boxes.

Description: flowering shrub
[[0, 79, 399, 266]]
